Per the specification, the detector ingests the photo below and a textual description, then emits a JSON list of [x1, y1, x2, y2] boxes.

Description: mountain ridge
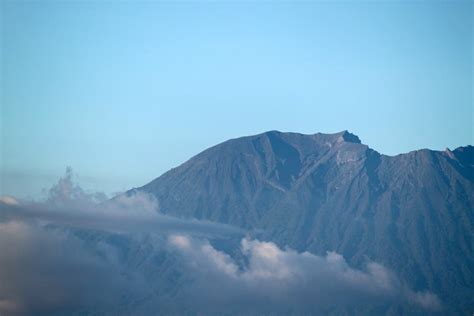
[[129, 130, 473, 314], [137, 130, 472, 180]]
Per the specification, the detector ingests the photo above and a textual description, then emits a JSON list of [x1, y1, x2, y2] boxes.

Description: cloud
[[0, 168, 442, 315], [0, 168, 242, 315], [168, 235, 443, 313], [44, 166, 108, 207], [0, 196, 19, 206], [0, 220, 142, 316], [0, 167, 243, 238]]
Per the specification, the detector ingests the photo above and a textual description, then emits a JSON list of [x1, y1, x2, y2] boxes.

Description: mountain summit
[[132, 130, 473, 314], [337, 130, 362, 143]]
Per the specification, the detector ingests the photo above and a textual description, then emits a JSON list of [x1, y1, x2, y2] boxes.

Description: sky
[[1, 0, 472, 198]]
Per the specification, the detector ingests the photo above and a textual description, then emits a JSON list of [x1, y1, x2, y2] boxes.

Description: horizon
[[2, 128, 471, 201], [1, 0, 472, 198]]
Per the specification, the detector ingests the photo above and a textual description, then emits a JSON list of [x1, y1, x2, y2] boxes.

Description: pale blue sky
[[1, 0, 472, 198]]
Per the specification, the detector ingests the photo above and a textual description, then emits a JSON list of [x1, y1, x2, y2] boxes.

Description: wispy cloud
[[0, 167, 243, 237]]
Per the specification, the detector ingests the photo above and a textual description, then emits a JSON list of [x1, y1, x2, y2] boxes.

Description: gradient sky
[[1, 0, 472, 198]]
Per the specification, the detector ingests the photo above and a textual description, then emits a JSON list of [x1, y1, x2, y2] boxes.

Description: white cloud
[[0, 196, 19, 206], [168, 234, 443, 313]]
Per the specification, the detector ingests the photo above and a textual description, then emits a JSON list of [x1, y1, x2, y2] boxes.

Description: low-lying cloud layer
[[0, 168, 442, 315], [168, 235, 442, 314], [0, 220, 136, 315]]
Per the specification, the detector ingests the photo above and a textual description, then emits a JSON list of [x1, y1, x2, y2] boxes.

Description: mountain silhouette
[[131, 130, 474, 313]]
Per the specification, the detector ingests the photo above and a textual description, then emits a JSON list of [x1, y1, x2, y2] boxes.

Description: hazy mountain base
[[0, 211, 442, 315]]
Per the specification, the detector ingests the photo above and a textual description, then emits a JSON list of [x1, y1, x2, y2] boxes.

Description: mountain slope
[[133, 131, 474, 313]]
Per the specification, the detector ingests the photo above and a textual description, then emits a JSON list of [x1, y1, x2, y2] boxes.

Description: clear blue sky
[[1, 0, 472, 198]]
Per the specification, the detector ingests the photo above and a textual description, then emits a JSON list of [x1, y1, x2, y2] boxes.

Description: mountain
[[132, 130, 474, 314]]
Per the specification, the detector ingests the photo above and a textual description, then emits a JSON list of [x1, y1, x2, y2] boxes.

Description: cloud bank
[[0, 220, 140, 316], [0, 168, 442, 315], [167, 235, 442, 314]]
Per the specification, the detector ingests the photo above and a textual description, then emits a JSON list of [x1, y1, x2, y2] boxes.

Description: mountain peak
[[337, 130, 361, 144]]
